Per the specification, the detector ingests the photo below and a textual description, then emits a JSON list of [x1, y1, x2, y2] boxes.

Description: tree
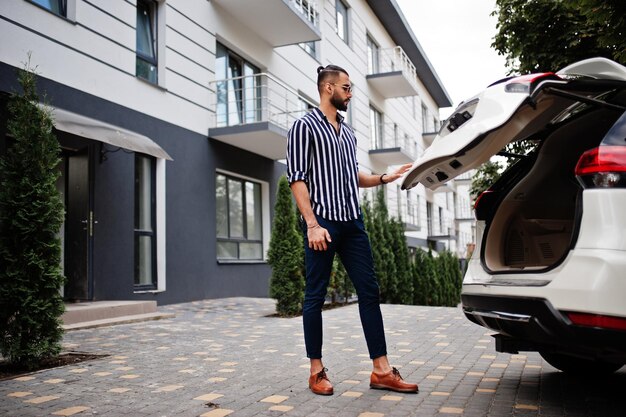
[[0, 59, 66, 369], [415, 250, 438, 306], [388, 218, 412, 305], [411, 249, 429, 305], [267, 176, 305, 316], [470, 160, 503, 201], [371, 189, 398, 303], [492, 0, 625, 75], [329, 256, 354, 305]]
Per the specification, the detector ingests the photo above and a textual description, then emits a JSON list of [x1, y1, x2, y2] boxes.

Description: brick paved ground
[[1, 298, 626, 416]]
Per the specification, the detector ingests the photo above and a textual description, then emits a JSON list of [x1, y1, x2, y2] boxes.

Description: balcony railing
[[369, 122, 423, 165], [366, 46, 419, 98], [210, 72, 315, 131], [455, 199, 474, 220], [378, 46, 417, 80], [291, 0, 319, 26], [377, 123, 422, 156], [208, 73, 317, 159], [427, 218, 457, 239]]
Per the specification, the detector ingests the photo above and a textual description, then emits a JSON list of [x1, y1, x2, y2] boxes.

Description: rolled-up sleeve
[[286, 118, 310, 185]]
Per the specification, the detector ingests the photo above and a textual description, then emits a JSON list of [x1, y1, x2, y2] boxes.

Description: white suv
[[402, 58, 626, 375]]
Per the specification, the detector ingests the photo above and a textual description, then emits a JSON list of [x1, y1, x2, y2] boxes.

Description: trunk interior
[[483, 108, 622, 272]]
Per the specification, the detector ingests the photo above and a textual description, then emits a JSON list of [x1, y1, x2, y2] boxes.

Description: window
[[439, 206, 444, 234], [422, 103, 434, 132], [136, 0, 158, 84], [135, 154, 157, 289], [297, 97, 315, 119], [300, 41, 317, 58], [406, 190, 418, 226], [369, 106, 383, 150], [215, 43, 261, 127], [216, 173, 263, 261], [427, 202, 433, 235], [366, 35, 379, 74], [30, 0, 66, 16], [336, 0, 349, 44]]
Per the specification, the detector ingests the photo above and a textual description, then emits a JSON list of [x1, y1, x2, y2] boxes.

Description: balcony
[[208, 73, 317, 160], [455, 199, 474, 221], [212, 0, 321, 47], [427, 219, 457, 241], [369, 123, 423, 166], [388, 200, 421, 232], [366, 46, 420, 98]]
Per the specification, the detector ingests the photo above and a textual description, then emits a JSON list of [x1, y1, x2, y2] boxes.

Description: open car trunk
[[401, 58, 626, 272], [482, 108, 623, 271]]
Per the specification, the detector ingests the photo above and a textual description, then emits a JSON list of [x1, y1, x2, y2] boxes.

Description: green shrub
[[0, 60, 66, 369], [267, 176, 305, 316]]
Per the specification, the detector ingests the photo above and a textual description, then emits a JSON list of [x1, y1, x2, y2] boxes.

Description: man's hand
[[307, 225, 332, 251], [384, 163, 412, 183]]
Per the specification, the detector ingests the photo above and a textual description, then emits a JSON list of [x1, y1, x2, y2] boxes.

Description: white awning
[[46, 106, 173, 160]]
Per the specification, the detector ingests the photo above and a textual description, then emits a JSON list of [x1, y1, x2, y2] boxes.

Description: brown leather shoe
[[309, 367, 334, 395], [370, 367, 418, 393]]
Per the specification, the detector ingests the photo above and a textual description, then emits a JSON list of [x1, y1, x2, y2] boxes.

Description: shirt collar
[[313, 107, 344, 125]]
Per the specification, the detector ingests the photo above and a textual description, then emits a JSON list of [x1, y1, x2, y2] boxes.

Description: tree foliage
[[268, 185, 464, 312], [492, 0, 625, 75], [267, 176, 305, 316], [0, 59, 66, 368], [474, 1, 625, 201]]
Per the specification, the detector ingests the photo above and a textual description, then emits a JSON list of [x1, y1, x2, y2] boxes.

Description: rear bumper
[[462, 294, 626, 362]]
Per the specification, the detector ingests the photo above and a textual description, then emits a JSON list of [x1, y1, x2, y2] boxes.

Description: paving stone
[[1, 298, 626, 416]]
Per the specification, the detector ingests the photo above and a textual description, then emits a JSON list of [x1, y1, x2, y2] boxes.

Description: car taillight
[[504, 72, 562, 93], [575, 146, 626, 188], [566, 312, 626, 331], [473, 190, 496, 221]]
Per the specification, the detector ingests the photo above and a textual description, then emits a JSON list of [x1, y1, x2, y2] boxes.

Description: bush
[[0, 60, 66, 368], [267, 176, 305, 316]]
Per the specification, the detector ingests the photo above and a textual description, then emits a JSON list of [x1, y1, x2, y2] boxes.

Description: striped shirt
[[286, 108, 360, 221]]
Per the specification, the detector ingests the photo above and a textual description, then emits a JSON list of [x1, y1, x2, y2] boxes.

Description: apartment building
[[0, 0, 471, 305]]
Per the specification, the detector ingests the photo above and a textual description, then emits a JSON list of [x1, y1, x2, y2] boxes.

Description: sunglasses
[[328, 83, 353, 93]]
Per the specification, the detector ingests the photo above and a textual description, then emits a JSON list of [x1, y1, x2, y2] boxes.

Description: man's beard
[[331, 93, 348, 111]]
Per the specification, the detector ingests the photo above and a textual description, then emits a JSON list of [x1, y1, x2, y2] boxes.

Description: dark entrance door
[[64, 146, 94, 300]]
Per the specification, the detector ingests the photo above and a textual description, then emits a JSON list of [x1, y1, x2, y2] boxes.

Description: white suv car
[[402, 58, 626, 375]]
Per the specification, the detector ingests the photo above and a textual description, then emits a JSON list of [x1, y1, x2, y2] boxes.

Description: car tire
[[539, 351, 623, 375]]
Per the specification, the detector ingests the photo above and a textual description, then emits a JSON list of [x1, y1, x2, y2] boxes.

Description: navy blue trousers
[[302, 214, 388, 360]]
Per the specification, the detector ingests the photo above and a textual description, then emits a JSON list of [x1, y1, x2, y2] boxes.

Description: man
[[286, 64, 418, 396]]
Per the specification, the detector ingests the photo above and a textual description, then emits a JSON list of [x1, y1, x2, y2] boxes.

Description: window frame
[[366, 34, 379, 74], [369, 105, 384, 150], [216, 172, 265, 262], [336, 0, 349, 44], [215, 43, 262, 128], [134, 154, 158, 291], [28, 0, 67, 17], [136, 0, 159, 84], [299, 41, 318, 59]]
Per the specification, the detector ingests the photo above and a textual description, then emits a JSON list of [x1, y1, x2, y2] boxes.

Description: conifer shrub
[[267, 176, 305, 316], [0, 61, 66, 368]]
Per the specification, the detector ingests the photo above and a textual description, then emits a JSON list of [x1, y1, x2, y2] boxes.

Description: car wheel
[[539, 351, 623, 375]]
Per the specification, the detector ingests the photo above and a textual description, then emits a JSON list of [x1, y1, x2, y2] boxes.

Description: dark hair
[[317, 65, 349, 92]]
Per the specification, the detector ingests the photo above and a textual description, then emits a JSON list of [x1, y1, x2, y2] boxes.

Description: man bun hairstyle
[[317, 64, 349, 92]]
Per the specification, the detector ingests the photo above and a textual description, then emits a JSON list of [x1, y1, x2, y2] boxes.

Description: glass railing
[[209, 73, 317, 132]]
